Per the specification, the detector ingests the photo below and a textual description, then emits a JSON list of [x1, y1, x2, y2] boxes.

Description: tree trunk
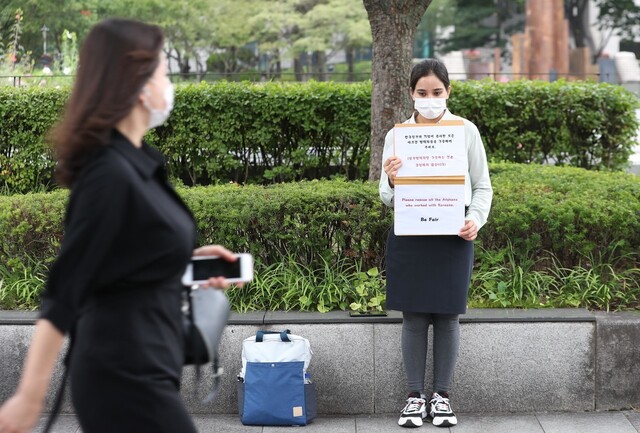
[[274, 49, 282, 79], [363, 0, 433, 181], [164, 48, 174, 75], [181, 56, 190, 79], [294, 56, 303, 81], [229, 46, 238, 74], [275, 59, 282, 78], [313, 50, 327, 81], [305, 52, 312, 80], [346, 46, 355, 82], [196, 56, 206, 81]]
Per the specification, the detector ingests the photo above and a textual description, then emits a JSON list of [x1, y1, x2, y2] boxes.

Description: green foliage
[[482, 162, 640, 269], [146, 81, 372, 185], [347, 267, 386, 314], [293, 0, 371, 54], [0, 189, 62, 310], [58, 29, 78, 75], [449, 80, 639, 170], [1, 80, 638, 195], [415, 0, 458, 58], [437, 0, 524, 53], [471, 241, 555, 308], [0, 1, 96, 62], [328, 60, 372, 82], [0, 81, 372, 192], [229, 255, 357, 313], [0, 189, 65, 269], [181, 179, 389, 271], [469, 242, 640, 311], [1, 164, 639, 311], [0, 254, 47, 310], [546, 244, 640, 311], [595, 0, 640, 44], [0, 8, 35, 79], [103, 0, 224, 76], [103, 0, 370, 79], [207, 48, 257, 74], [0, 86, 66, 194], [468, 162, 640, 310]]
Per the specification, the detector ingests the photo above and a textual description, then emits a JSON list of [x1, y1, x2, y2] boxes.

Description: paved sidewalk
[[35, 411, 640, 433]]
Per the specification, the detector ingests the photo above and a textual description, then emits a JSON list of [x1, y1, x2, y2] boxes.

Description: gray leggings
[[402, 312, 460, 395]]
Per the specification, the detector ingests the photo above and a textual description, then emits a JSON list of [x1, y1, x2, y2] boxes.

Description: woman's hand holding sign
[[384, 156, 403, 187], [458, 219, 478, 241]]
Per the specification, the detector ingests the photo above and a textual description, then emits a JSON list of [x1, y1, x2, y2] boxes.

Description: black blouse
[[40, 130, 197, 334]]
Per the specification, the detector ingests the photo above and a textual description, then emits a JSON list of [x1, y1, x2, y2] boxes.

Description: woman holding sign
[[379, 59, 492, 428]]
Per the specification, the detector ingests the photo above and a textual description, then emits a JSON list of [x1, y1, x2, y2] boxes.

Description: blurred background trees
[[0, 0, 637, 83]]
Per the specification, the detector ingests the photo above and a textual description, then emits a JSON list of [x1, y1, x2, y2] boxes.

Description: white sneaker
[[429, 392, 457, 427], [398, 393, 427, 428]]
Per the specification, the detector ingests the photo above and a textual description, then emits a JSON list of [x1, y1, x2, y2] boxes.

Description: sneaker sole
[[398, 417, 424, 428], [431, 416, 457, 427]]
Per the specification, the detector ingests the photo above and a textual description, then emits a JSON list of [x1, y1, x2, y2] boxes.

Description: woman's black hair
[[409, 58, 450, 91]]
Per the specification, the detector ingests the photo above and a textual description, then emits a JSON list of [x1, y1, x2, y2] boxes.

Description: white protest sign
[[393, 121, 467, 177], [392, 121, 468, 236]]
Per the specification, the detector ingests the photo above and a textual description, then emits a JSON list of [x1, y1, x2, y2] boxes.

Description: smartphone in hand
[[182, 253, 253, 286]]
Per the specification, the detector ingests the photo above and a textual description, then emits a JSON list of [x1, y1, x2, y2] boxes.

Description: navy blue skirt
[[385, 232, 474, 314]]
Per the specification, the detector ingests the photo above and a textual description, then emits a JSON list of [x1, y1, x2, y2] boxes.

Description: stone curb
[[1, 309, 638, 414]]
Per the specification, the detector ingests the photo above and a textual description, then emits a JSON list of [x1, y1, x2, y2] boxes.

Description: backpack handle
[[255, 329, 291, 342]]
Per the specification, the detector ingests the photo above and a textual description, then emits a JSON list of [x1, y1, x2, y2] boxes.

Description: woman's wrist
[[14, 385, 46, 407]]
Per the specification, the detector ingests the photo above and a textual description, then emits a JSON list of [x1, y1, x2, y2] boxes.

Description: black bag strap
[[42, 331, 74, 433], [41, 364, 66, 433], [255, 329, 291, 342]]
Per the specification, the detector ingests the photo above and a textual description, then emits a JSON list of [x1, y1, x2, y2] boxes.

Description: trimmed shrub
[[184, 179, 390, 271], [1, 162, 638, 277], [481, 162, 640, 268], [0, 86, 67, 194], [0, 180, 389, 275], [1, 81, 638, 195], [449, 80, 639, 170], [147, 81, 372, 185], [0, 82, 372, 193]]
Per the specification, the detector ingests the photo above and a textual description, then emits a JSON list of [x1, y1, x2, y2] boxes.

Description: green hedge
[[0, 82, 372, 194], [449, 80, 639, 170], [481, 162, 640, 267], [0, 180, 389, 277], [0, 86, 66, 194], [1, 162, 638, 275], [0, 81, 638, 195], [148, 81, 371, 185]]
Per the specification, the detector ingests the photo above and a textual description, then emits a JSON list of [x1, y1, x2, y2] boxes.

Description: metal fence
[[0, 71, 627, 88]]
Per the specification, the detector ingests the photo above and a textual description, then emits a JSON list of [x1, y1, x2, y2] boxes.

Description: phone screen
[[192, 257, 241, 280]]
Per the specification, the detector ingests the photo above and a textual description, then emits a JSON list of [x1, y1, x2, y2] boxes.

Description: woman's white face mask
[[414, 97, 447, 119], [143, 81, 174, 129]]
